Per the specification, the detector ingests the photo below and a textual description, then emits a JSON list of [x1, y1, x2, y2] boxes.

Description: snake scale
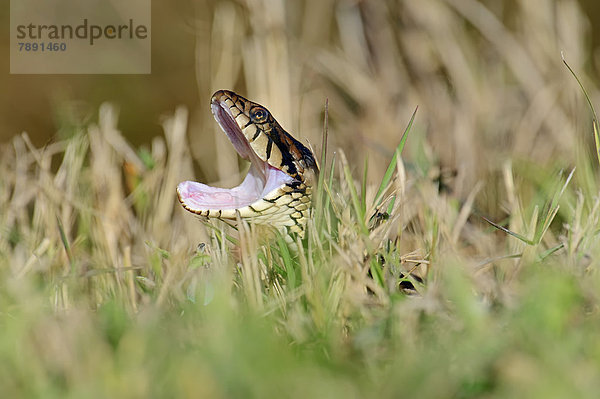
[[177, 90, 318, 236]]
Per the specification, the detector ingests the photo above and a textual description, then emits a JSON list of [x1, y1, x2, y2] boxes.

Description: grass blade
[[481, 215, 535, 245], [315, 98, 329, 232], [56, 216, 74, 274], [373, 106, 418, 207], [342, 153, 368, 234], [563, 54, 600, 168], [533, 168, 575, 244]]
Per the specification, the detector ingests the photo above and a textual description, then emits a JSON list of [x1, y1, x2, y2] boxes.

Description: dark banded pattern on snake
[[177, 90, 318, 236]]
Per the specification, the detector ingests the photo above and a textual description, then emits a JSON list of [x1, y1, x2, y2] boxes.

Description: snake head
[[177, 90, 317, 235], [210, 90, 317, 178]]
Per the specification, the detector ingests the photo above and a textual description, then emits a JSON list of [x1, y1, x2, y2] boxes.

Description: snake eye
[[250, 107, 269, 123]]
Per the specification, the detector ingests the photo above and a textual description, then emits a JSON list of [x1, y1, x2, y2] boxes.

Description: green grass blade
[[315, 98, 329, 232], [369, 257, 385, 288], [534, 168, 575, 244], [277, 234, 296, 289], [386, 195, 396, 215], [536, 243, 565, 262], [563, 55, 600, 168], [343, 155, 368, 234], [56, 216, 74, 274], [374, 106, 418, 207], [481, 215, 535, 245]]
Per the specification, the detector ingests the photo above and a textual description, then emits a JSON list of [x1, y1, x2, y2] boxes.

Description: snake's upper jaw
[[176, 97, 295, 214]]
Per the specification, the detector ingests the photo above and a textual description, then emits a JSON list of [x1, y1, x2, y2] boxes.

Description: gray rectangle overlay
[[10, 0, 151, 74]]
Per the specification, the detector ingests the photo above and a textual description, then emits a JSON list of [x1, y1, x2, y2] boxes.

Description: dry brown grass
[[1, 0, 600, 397]]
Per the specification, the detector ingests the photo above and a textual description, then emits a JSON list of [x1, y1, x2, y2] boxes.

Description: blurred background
[[2, 0, 600, 198]]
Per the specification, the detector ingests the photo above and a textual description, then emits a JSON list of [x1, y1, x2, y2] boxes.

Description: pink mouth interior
[[177, 100, 294, 211]]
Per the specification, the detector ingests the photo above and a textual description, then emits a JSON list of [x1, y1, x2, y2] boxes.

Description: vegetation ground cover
[[2, 1, 600, 397]]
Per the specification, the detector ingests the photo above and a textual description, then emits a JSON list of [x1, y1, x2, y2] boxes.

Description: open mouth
[[176, 97, 294, 213]]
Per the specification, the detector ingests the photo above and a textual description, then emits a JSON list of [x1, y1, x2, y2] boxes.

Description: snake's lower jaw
[[176, 162, 294, 217], [177, 175, 312, 236]]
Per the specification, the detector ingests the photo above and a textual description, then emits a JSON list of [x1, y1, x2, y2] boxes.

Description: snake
[[177, 90, 318, 236]]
